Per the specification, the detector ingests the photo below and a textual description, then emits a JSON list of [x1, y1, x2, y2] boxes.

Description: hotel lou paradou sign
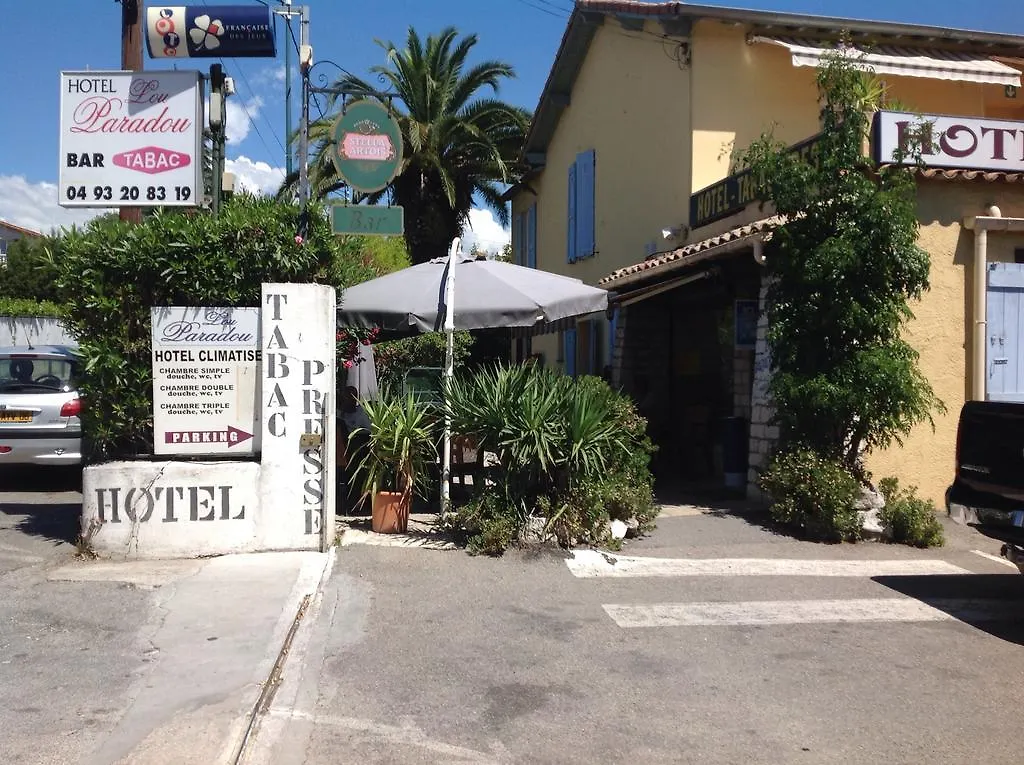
[[689, 111, 1024, 230]]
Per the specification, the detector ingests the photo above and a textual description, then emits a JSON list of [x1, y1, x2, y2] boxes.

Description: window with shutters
[[566, 149, 596, 263], [564, 327, 577, 377]]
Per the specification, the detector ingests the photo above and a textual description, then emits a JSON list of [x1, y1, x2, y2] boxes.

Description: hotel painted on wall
[[507, 0, 1024, 505]]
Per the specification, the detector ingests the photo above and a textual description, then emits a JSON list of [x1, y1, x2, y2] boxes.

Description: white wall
[[82, 461, 260, 559], [257, 283, 336, 551], [0, 317, 76, 347]]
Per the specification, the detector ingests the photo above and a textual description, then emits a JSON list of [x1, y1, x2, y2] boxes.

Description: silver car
[[0, 346, 82, 466]]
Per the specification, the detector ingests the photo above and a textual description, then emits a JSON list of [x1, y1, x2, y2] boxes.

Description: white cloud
[[209, 95, 265, 146], [461, 208, 510, 256], [0, 175, 111, 234], [266, 65, 287, 84], [225, 156, 286, 196]]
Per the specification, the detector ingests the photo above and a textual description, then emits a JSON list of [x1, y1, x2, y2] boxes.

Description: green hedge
[[0, 298, 66, 319], [51, 195, 376, 462]]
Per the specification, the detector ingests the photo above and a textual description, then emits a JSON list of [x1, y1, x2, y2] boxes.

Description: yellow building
[[508, 0, 1024, 505]]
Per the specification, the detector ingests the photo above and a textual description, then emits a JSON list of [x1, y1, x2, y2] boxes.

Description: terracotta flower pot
[[372, 491, 410, 534]]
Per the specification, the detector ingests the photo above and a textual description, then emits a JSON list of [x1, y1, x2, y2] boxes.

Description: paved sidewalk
[[15, 551, 331, 765]]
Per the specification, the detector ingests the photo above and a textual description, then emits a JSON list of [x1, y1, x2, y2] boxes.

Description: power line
[[284, 19, 328, 122], [532, 0, 574, 13], [510, 0, 568, 20], [509, 0, 692, 51], [196, 0, 287, 159]]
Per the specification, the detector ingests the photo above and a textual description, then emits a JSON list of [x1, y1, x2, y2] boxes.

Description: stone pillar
[[747, 276, 779, 503], [732, 348, 753, 420], [258, 283, 337, 551]]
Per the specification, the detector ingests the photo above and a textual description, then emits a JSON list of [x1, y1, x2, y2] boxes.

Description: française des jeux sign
[[146, 5, 276, 59], [152, 307, 261, 456], [688, 135, 822, 231], [59, 71, 202, 208], [874, 111, 1024, 173]]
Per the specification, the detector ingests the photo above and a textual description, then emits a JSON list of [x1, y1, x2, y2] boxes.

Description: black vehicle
[[947, 400, 1024, 573]]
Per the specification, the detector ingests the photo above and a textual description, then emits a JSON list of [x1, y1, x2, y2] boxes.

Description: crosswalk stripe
[[603, 598, 1024, 628], [566, 550, 969, 578], [971, 549, 1019, 569]]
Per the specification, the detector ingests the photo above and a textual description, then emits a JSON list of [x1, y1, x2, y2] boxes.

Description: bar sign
[[331, 205, 404, 236]]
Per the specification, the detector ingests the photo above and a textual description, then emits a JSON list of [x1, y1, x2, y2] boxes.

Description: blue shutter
[[567, 163, 577, 264], [564, 327, 577, 377], [527, 204, 537, 269], [576, 149, 596, 259], [987, 263, 1024, 401]]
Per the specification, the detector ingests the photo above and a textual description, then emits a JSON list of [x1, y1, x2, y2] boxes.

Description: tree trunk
[[394, 169, 464, 265]]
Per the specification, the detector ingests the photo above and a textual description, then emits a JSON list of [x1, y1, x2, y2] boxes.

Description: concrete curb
[[229, 547, 337, 765]]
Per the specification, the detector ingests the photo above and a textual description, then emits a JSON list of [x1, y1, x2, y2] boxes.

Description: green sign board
[[331, 205, 405, 236], [688, 134, 823, 230], [330, 100, 404, 194]]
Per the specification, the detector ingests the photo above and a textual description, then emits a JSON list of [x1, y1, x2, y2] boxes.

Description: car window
[[0, 356, 78, 392]]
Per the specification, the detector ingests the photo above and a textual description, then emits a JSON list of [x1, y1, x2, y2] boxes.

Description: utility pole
[[119, 0, 143, 224], [208, 64, 227, 216], [297, 6, 311, 208], [273, 2, 302, 179]]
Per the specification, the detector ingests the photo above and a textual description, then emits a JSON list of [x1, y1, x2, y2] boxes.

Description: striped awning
[[751, 36, 1022, 87]]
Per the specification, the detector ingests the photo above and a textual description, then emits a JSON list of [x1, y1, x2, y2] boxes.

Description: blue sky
[[1, 0, 1022, 242]]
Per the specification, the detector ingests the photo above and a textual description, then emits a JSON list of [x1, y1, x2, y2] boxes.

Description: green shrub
[[0, 236, 63, 303], [374, 331, 474, 394], [443, 364, 658, 553], [51, 195, 376, 462], [446, 493, 522, 556], [877, 477, 945, 548], [0, 298, 65, 319], [760, 447, 862, 542]]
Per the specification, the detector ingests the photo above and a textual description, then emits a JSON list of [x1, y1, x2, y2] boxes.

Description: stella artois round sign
[[331, 100, 404, 194]]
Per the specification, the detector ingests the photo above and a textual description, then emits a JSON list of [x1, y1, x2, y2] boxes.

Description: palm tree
[[279, 27, 531, 264]]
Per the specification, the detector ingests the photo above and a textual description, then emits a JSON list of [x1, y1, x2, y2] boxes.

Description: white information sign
[[152, 307, 261, 456], [59, 70, 202, 208], [875, 111, 1024, 173]]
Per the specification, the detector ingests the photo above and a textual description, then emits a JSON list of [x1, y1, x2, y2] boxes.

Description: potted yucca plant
[[350, 392, 437, 533]]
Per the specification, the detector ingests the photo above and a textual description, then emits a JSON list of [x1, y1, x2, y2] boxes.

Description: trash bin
[[720, 416, 748, 491]]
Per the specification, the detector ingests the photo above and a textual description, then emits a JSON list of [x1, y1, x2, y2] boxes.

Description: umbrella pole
[[440, 237, 460, 517]]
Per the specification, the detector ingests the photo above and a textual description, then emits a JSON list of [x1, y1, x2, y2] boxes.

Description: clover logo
[[189, 14, 224, 51]]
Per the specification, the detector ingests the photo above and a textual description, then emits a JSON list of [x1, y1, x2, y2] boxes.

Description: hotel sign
[[688, 135, 822, 230], [152, 306, 261, 456], [874, 111, 1024, 173]]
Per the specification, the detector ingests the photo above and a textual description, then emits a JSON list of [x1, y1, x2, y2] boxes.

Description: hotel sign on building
[[688, 135, 823, 230], [873, 111, 1024, 173]]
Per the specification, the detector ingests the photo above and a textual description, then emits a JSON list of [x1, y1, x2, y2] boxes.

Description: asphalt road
[[0, 467, 333, 765], [266, 509, 1024, 765], [0, 467, 156, 765]]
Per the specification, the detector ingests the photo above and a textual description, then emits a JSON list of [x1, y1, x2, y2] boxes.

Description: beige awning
[[751, 36, 1022, 87]]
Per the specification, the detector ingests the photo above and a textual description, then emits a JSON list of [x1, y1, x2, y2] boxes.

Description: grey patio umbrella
[[336, 251, 609, 335], [338, 238, 609, 515]]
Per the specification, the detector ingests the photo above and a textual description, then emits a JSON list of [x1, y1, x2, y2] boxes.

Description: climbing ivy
[[738, 53, 942, 476]]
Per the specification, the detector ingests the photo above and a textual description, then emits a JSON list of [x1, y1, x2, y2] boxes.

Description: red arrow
[[164, 427, 254, 447], [226, 426, 254, 447]]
